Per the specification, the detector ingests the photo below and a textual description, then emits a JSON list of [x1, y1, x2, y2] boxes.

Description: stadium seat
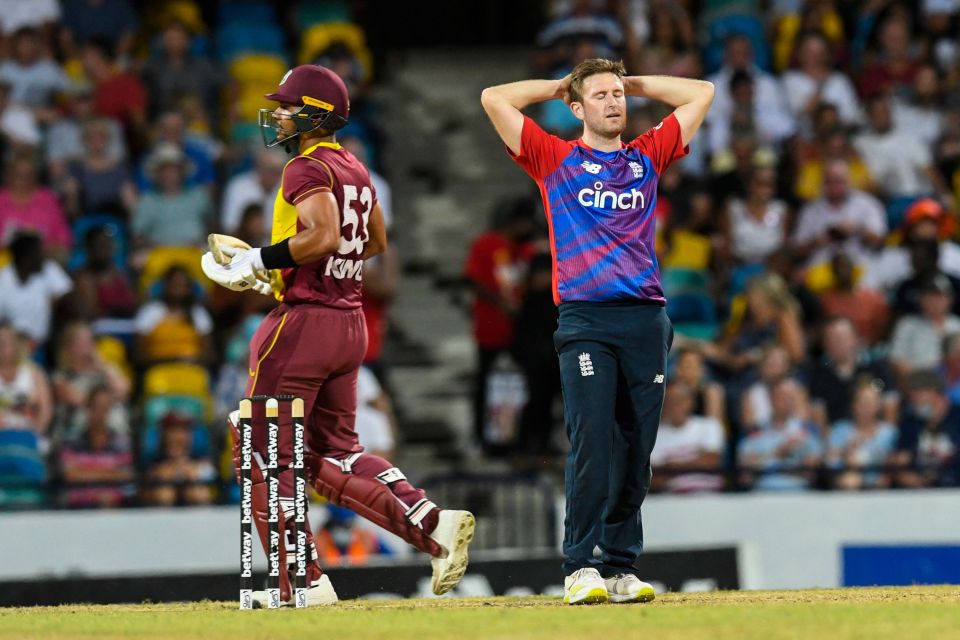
[[229, 53, 288, 84], [298, 22, 373, 82], [220, 429, 239, 503], [215, 22, 286, 62], [668, 291, 719, 340], [0, 431, 45, 479], [143, 394, 208, 429], [662, 268, 711, 297], [729, 263, 766, 298], [0, 430, 46, 509], [663, 230, 712, 270], [215, 2, 276, 29], [146, 0, 206, 35], [295, 1, 351, 29], [236, 84, 284, 123], [668, 291, 720, 339], [229, 121, 262, 144], [804, 260, 866, 295], [148, 30, 210, 59], [140, 395, 211, 465], [144, 279, 207, 307], [140, 246, 208, 295], [95, 336, 133, 385], [886, 196, 922, 231], [704, 14, 772, 74], [140, 422, 211, 466], [667, 292, 717, 326], [672, 322, 719, 340], [143, 363, 212, 403], [67, 215, 128, 272]]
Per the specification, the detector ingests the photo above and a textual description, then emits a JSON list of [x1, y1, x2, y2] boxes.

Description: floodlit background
[[0, 0, 959, 604]]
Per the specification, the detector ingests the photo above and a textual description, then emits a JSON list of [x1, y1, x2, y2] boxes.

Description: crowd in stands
[[2, 0, 959, 513], [466, 0, 960, 490], [0, 0, 396, 512]]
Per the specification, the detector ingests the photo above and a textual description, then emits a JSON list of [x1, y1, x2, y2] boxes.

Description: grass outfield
[[2, 587, 959, 640]]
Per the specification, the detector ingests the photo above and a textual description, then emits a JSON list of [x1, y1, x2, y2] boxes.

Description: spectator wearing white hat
[[132, 143, 213, 249]]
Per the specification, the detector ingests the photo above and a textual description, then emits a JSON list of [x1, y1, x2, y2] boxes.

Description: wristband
[[259, 238, 298, 269]]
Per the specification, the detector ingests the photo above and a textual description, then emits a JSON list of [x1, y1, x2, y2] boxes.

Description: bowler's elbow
[[690, 80, 715, 120], [700, 80, 715, 104], [480, 87, 501, 113]]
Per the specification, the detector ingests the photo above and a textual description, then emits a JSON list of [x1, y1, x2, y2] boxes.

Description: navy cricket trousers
[[554, 301, 673, 577]]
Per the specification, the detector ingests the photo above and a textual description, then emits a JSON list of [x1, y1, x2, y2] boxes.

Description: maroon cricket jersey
[[271, 141, 378, 309]]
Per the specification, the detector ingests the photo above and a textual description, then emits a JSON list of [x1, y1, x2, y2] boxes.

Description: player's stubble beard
[[271, 108, 300, 146], [585, 110, 626, 143]]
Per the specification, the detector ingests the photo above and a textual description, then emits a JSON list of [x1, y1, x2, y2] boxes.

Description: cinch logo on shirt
[[577, 181, 646, 210]]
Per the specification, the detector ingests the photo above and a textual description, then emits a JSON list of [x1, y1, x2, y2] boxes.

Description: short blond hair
[[569, 58, 626, 103]]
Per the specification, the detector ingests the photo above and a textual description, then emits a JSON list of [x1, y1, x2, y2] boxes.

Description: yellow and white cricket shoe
[[429, 510, 476, 595], [604, 574, 655, 603], [563, 568, 609, 605], [251, 574, 338, 608]]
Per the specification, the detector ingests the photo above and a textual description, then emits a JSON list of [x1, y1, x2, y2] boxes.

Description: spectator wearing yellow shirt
[[133, 266, 213, 367], [795, 127, 874, 202], [772, 0, 846, 72]]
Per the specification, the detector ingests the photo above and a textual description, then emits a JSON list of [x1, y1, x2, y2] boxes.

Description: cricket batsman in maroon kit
[[201, 64, 475, 606]]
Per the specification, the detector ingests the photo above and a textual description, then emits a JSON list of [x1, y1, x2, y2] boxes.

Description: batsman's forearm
[[624, 75, 714, 107], [361, 238, 385, 260], [481, 79, 564, 110], [289, 226, 339, 264]]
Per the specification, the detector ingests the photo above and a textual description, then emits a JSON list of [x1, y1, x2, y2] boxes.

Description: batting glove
[[200, 251, 273, 296]]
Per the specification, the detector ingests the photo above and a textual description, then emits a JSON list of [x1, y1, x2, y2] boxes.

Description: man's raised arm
[[623, 76, 714, 146], [480, 77, 569, 155]]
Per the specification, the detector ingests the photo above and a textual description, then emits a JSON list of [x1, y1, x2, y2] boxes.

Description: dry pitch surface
[[2, 586, 959, 640]]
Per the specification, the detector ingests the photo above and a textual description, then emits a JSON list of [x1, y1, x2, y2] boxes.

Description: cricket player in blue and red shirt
[[481, 59, 713, 604]]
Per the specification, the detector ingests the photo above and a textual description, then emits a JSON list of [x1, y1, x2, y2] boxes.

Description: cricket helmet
[[259, 64, 349, 148]]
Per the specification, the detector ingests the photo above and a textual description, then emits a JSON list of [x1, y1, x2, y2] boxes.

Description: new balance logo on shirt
[[579, 353, 595, 377], [653, 374, 664, 383], [581, 161, 601, 174]]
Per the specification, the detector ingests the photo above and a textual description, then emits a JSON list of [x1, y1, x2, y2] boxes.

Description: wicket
[[238, 395, 308, 610]]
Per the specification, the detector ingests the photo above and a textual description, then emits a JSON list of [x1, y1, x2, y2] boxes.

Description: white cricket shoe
[[429, 509, 476, 595], [251, 574, 338, 608], [563, 568, 608, 605], [604, 574, 655, 603]]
